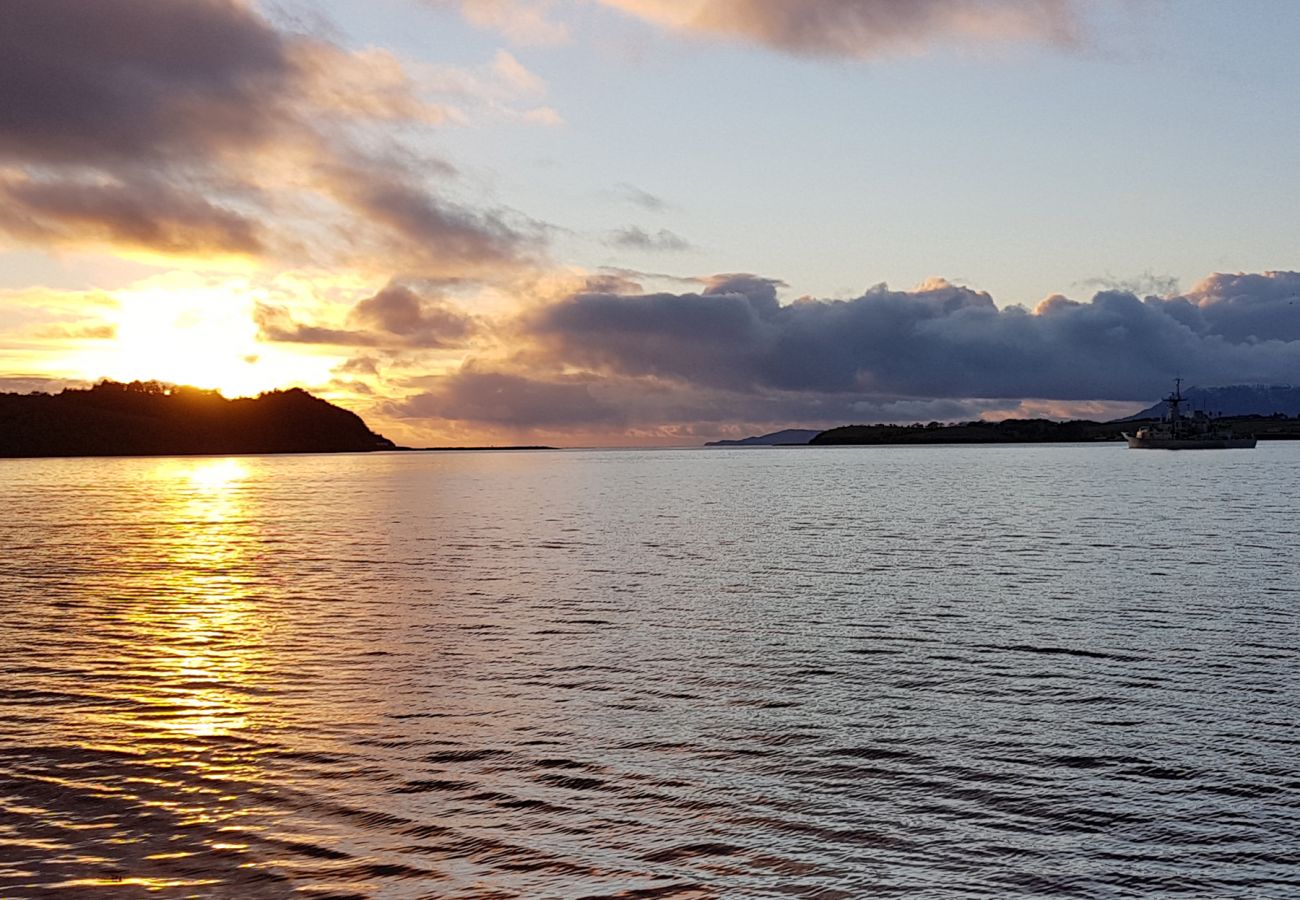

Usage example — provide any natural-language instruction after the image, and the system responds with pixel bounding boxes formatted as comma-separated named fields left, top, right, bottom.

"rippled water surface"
left=2, top=445, right=1299, bottom=898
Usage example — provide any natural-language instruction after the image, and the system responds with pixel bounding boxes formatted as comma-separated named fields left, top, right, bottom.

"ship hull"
left=1123, top=434, right=1257, bottom=450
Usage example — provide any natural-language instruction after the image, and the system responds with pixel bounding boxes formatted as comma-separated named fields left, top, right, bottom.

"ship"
left=1123, top=378, right=1256, bottom=449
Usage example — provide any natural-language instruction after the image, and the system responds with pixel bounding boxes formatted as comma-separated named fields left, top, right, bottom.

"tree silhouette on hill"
left=0, top=381, right=396, bottom=457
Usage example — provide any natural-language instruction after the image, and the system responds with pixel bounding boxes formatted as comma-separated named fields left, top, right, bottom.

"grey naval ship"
left=1124, top=379, right=1256, bottom=450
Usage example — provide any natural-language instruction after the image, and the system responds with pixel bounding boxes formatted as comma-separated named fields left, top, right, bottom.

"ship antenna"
left=1163, top=376, right=1185, bottom=429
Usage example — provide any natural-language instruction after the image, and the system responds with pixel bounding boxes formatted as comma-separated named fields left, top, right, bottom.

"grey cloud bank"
left=393, top=368, right=623, bottom=427
left=524, top=271, right=1300, bottom=402
left=381, top=269, right=1299, bottom=438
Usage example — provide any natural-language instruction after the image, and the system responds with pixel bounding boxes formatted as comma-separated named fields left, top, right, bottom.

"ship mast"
left=1164, top=377, right=1184, bottom=435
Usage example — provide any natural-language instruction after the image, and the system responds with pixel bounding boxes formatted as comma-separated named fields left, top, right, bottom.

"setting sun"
left=63, top=276, right=337, bottom=397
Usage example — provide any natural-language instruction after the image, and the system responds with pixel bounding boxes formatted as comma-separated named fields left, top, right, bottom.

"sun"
left=64, top=275, right=338, bottom=398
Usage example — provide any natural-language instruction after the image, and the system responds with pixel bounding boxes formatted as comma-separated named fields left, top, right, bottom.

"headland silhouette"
left=0, top=381, right=395, bottom=457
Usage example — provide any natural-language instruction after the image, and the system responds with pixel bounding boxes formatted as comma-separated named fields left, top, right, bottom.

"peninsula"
left=0, top=381, right=396, bottom=458
left=810, top=415, right=1299, bottom=446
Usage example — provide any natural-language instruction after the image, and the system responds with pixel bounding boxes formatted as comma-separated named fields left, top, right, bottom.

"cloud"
left=607, top=226, right=694, bottom=252
left=390, top=367, right=621, bottom=427
left=361, top=269, right=1300, bottom=444
left=521, top=270, right=1300, bottom=403
left=1180, top=271, right=1300, bottom=343
left=427, top=0, right=570, bottom=45
left=1079, top=270, right=1181, bottom=298
left=317, top=156, right=535, bottom=273
left=380, top=358, right=1032, bottom=443
left=435, top=0, right=1084, bottom=58
left=594, top=0, right=1083, bottom=58
left=295, top=45, right=457, bottom=124
left=0, top=0, right=542, bottom=272
left=336, top=356, right=381, bottom=376
left=612, top=183, right=669, bottom=212
left=256, top=283, right=479, bottom=349
left=399, top=48, right=556, bottom=114
left=489, top=49, right=548, bottom=96
left=350, top=285, right=479, bottom=345
left=0, top=173, right=264, bottom=257
left=33, top=323, right=117, bottom=341
left=518, top=106, right=564, bottom=126
left=596, top=266, right=706, bottom=289
left=254, top=305, right=372, bottom=347
left=0, top=0, right=289, bottom=166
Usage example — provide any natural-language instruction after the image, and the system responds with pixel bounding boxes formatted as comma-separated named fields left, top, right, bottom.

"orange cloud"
left=0, top=0, right=549, bottom=275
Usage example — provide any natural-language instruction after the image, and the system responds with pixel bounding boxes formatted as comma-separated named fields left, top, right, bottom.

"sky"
left=2, top=0, right=1299, bottom=446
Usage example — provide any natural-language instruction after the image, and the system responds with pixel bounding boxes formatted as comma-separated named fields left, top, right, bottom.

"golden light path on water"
left=57, top=459, right=266, bottom=892
left=132, top=458, right=259, bottom=740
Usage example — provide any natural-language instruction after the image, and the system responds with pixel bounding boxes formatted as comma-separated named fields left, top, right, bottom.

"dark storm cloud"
left=0, top=0, right=536, bottom=269
left=607, top=226, right=694, bottom=253
left=603, top=0, right=1083, bottom=58
left=391, top=368, right=622, bottom=427
left=256, top=284, right=478, bottom=349
left=0, top=0, right=288, bottom=165
left=524, top=271, right=1300, bottom=402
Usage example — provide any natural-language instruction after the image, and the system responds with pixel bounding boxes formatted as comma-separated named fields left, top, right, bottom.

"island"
left=0, top=380, right=396, bottom=458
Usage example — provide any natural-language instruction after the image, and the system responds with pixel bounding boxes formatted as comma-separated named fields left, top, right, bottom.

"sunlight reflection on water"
left=133, top=458, right=260, bottom=740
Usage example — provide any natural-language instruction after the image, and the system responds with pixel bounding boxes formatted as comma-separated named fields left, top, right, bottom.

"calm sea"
left=1, top=445, right=1298, bottom=898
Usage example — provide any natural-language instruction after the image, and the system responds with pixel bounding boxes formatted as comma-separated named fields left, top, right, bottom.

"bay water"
left=1, top=444, right=1298, bottom=897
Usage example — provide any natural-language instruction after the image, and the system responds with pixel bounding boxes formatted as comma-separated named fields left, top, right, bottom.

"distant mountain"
left=0, top=380, right=396, bottom=457
left=706, top=429, right=821, bottom=447
left=1121, top=384, right=1300, bottom=421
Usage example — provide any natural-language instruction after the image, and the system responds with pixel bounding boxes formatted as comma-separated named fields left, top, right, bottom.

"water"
left=1, top=444, right=1298, bottom=898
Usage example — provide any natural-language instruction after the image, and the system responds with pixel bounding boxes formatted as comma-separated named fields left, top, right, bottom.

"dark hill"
left=706, top=428, right=821, bottom=446
left=1122, top=384, right=1300, bottom=420
left=0, top=380, right=396, bottom=457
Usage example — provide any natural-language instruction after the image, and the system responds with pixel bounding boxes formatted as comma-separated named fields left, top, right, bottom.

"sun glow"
left=62, top=274, right=338, bottom=398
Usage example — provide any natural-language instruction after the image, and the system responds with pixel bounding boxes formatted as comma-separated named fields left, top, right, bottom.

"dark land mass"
left=402, top=446, right=556, bottom=452
left=811, top=415, right=1300, bottom=446
left=0, top=381, right=396, bottom=458
left=706, top=428, right=821, bottom=447
left=1124, top=383, right=1300, bottom=420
